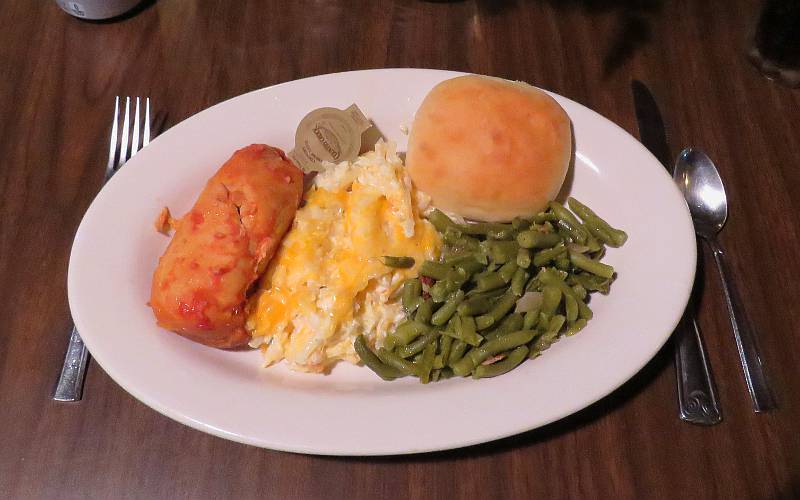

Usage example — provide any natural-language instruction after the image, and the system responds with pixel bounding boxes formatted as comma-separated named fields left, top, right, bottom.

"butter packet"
left=289, top=104, right=372, bottom=173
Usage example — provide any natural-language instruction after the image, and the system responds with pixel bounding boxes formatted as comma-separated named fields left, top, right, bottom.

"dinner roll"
left=406, top=75, right=572, bottom=222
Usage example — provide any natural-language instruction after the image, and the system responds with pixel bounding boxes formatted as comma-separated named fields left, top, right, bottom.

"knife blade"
left=631, top=80, right=722, bottom=425
left=631, top=81, right=673, bottom=171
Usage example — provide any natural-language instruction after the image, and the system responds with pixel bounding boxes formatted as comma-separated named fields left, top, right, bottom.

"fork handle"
left=707, top=238, right=777, bottom=412
left=53, top=326, right=89, bottom=402
left=675, top=313, right=722, bottom=425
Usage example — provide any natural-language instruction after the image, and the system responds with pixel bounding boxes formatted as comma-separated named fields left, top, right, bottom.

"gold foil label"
left=290, top=104, right=371, bottom=173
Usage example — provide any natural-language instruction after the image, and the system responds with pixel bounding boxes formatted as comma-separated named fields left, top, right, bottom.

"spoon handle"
left=675, top=313, right=722, bottom=424
left=707, top=239, right=777, bottom=411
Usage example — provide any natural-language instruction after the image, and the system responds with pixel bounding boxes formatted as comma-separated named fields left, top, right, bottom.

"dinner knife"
left=631, top=80, right=722, bottom=425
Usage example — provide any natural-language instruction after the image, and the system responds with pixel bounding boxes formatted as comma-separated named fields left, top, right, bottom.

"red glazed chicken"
left=150, top=144, right=303, bottom=348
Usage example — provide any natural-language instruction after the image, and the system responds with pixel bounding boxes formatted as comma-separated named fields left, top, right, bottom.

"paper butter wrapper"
left=289, top=104, right=373, bottom=173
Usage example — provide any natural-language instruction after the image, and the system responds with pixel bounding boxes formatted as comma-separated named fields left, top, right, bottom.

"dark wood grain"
left=1, top=0, right=799, bottom=498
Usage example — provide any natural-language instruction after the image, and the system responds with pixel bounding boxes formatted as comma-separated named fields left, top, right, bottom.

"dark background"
left=1, top=1, right=799, bottom=498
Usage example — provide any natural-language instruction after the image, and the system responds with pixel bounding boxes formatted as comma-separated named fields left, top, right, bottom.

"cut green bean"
left=532, top=212, right=557, bottom=223
left=473, top=346, right=529, bottom=379
left=569, top=273, right=612, bottom=293
left=382, top=256, right=415, bottom=268
left=475, top=314, right=495, bottom=330
left=420, top=261, right=452, bottom=281
left=466, top=286, right=507, bottom=300
left=568, top=197, right=628, bottom=247
left=402, top=278, right=422, bottom=315
left=486, top=313, right=524, bottom=341
left=500, top=313, right=524, bottom=333
left=549, top=201, right=589, bottom=244
left=431, top=290, right=464, bottom=326
left=569, top=250, right=614, bottom=279
left=444, top=314, right=483, bottom=346
left=444, top=252, right=474, bottom=266
left=490, top=227, right=517, bottom=241
left=517, top=230, right=562, bottom=249
left=448, top=267, right=469, bottom=288
left=585, top=233, right=603, bottom=253
left=545, top=314, right=566, bottom=336
left=584, top=221, right=615, bottom=246
left=578, top=300, right=593, bottom=320
left=498, top=260, right=519, bottom=283
left=442, top=226, right=463, bottom=243
left=458, top=221, right=514, bottom=239
left=555, top=219, right=587, bottom=244
left=433, top=334, right=453, bottom=369
left=564, top=293, right=578, bottom=323
left=389, top=320, right=430, bottom=347
left=475, top=272, right=506, bottom=292
left=449, top=255, right=485, bottom=275
left=541, top=285, right=562, bottom=316
left=428, top=209, right=458, bottom=233
left=512, top=217, right=532, bottom=231
left=452, top=330, right=537, bottom=376
left=533, top=243, right=567, bottom=267
left=516, top=247, right=531, bottom=268
left=377, top=347, right=419, bottom=375
left=540, top=268, right=594, bottom=321
left=354, top=336, right=405, bottom=380
left=555, top=255, right=571, bottom=271
left=415, top=299, right=433, bottom=324
left=523, top=309, right=540, bottom=330
left=484, top=240, right=519, bottom=263
left=418, top=341, right=437, bottom=384
left=457, top=295, right=495, bottom=316
left=444, top=234, right=481, bottom=253
left=447, top=339, right=468, bottom=366
left=565, top=318, right=588, bottom=336
left=460, top=315, right=479, bottom=340
left=571, top=283, right=587, bottom=300
left=511, top=268, right=528, bottom=296
left=486, top=292, right=518, bottom=323
left=396, top=330, right=439, bottom=359
left=429, top=281, right=451, bottom=302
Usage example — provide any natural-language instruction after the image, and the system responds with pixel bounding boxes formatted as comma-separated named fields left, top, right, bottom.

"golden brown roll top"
left=406, top=75, right=572, bottom=222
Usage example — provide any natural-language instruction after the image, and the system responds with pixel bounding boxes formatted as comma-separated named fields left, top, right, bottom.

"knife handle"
left=675, top=312, right=722, bottom=425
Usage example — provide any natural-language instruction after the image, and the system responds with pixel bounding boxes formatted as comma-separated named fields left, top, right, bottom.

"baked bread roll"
left=406, top=75, right=572, bottom=222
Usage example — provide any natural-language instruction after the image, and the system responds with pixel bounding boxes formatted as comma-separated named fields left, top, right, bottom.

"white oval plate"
left=68, top=69, right=696, bottom=455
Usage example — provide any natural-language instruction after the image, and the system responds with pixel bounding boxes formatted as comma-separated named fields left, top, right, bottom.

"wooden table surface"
left=2, top=1, right=799, bottom=498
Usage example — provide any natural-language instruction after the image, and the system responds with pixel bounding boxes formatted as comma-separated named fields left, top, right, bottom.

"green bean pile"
left=354, top=197, right=627, bottom=383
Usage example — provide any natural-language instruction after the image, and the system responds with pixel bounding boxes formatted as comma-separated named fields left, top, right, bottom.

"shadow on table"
left=771, top=480, right=800, bottom=500
left=424, top=0, right=664, bottom=78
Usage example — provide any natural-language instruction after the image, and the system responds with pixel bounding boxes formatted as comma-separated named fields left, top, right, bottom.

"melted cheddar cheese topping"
left=246, top=142, right=441, bottom=372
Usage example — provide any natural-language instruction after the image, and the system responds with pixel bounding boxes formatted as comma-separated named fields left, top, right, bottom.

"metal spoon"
left=674, top=148, right=776, bottom=412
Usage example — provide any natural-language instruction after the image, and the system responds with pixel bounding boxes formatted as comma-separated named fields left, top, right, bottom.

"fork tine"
left=131, top=97, right=141, bottom=156
left=117, top=97, right=131, bottom=168
left=143, top=97, right=151, bottom=147
left=105, top=97, right=120, bottom=180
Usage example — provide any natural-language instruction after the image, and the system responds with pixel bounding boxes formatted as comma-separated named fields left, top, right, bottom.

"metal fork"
left=54, top=96, right=152, bottom=402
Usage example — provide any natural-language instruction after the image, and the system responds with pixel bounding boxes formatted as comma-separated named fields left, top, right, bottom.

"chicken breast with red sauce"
left=150, top=144, right=303, bottom=348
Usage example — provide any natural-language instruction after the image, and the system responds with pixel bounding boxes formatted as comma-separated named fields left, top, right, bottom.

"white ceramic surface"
left=68, top=69, right=696, bottom=455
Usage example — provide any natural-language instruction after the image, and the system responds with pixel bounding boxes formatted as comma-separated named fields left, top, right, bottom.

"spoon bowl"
left=674, top=148, right=728, bottom=238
